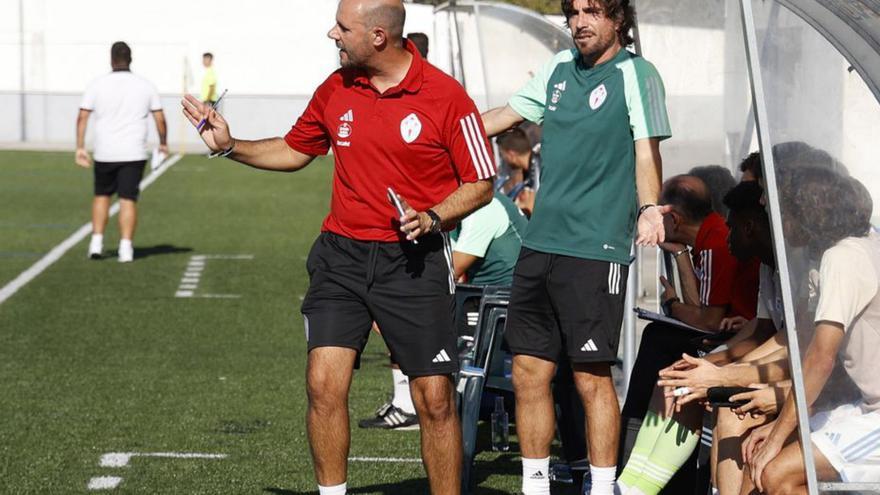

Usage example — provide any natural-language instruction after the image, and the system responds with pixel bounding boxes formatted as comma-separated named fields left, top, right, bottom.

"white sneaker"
left=118, top=240, right=134, bottom=263
left=88, top=235, right=103, bottom=259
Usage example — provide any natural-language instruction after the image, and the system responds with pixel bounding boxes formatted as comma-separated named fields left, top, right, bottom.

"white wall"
left=0, top=0, right=436, bottom=147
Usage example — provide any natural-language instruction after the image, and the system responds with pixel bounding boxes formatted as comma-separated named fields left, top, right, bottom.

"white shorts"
left=810, top=403, right=880, bottom=482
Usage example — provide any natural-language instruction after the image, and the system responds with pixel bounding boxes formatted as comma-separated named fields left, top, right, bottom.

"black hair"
left=739, top=151, right=762, bottom=180
left=111, top=41, right=131, bottom=66
left=495, top=128, right=532, bottom=155
left=723, top=180, right=767, bottom=225
left=406, top=32, right=429, bottom=58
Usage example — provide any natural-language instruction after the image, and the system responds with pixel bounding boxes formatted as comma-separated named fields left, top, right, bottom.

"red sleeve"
left=442, top=86, right=496, bottom=182
left=698, top=246, right=738, bottom=307
left=283, top=73, right=338, bottom=156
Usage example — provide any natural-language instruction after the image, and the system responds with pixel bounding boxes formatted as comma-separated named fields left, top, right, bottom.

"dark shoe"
left=357, top=402, right=419, bottom=430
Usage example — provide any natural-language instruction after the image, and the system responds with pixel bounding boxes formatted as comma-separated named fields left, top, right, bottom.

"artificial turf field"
left=0, top=150, right=564, bottom=494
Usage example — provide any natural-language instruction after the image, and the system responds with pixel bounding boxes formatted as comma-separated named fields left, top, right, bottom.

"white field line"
left=175, top=254, right=252, bottom=298
left=99, top=451, right=227, bottom=468
left=87, top=476, right=122, bottom=490
left=192, top=254, right=255, bottom=260
left=90, top=452, right=226, bottom=491
left=0, top=154, right=183, bottom=306
left=348, top=456, right=423, bottom=463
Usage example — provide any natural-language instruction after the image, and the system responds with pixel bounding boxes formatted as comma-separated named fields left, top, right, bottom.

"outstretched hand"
left=181, top=94, right=232, bottom=152
left=636, top=204, right=672, bottom=247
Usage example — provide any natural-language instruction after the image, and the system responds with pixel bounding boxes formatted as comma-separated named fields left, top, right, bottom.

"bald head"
left=358, top=0, right=406, bottom=45
left=661, top=175, right=713, bottom=224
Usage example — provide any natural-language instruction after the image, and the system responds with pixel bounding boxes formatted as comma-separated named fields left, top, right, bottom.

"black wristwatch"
left=661, top=297, right=680, bottom=317
left=426, top=209, right=442, bottom=234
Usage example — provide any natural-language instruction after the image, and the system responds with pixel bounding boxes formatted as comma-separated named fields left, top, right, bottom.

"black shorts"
left=504, top=247, right=628, bottom=364
left=94, top=160, right=146, bottom=200
left=301, top=232, right=458, bottom=377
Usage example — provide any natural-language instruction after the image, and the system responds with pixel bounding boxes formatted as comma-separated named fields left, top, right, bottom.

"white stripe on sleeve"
left=460, top=116, right=490, bottom=179
left=467, top=113, right=495, bottom=176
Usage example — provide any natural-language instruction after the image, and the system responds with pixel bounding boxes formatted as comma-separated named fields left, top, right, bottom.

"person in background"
left=688, top=165, right=736, bottom=218
left=76, top=41, right=167, bottom=263
left=201, top=52, right=218, bottom=106
left=495, top=128, right=541, bottom=216
left=406, top=32, right=429, bottom=58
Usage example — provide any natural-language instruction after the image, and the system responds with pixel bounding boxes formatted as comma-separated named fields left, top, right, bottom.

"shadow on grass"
left=133, top=244, right=193, bottom=260
left=263, top=453, right=520, bottom=495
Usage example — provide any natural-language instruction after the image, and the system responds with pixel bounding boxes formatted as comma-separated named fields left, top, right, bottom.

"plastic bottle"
left=491, top=396, right=509, bottom=451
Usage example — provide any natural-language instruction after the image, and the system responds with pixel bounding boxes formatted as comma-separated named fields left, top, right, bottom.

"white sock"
left=589, top=465, right=617, bottom=495
left=91, top=233, right=104, bottom=244
left=521, top=456, right=550, bottom=495
left=390, top=368, right=415, bottom=414
left=119, top=238, right=132, bottom=248
left=317, top=482, right=346, bottom=495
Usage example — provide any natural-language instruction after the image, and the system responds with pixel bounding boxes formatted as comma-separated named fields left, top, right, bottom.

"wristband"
left=637, top=203, right=656, bottom=218
left=208, top=140, right=235, bottom=159
left=672, top=248, right=689, bottom=258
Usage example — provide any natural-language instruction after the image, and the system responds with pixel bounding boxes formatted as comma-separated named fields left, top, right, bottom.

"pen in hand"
left=197, top=89, right=228, bottom=131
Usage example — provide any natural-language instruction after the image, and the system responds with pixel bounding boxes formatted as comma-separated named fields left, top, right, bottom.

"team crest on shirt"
left=589, top=84, right=608, bottom=110
left=338, top=123, right=352, bottom=139
left=400, top=113, right=422, bottom=143
left=337, top=109, right=354, bottom=145
left=549, top=80, right=567, bottom=111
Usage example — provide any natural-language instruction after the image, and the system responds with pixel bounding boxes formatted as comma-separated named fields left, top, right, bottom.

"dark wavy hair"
left=778, top=165, right=868, bottom=256
left=561, top=0, right=635, bottom=46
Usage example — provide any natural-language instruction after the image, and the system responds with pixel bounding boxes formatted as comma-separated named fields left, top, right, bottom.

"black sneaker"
left=357, top=402, right=419, bottom=430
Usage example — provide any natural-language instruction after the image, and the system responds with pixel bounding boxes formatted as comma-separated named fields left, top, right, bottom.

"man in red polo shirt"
left=181, top=1, right=494, bottom=494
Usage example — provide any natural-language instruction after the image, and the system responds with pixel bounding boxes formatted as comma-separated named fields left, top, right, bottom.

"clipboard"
left=633, top=307, right=714, bottom=334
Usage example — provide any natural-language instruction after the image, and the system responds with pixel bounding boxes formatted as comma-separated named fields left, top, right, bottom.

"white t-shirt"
left=756, top=263, right=785, bottom=330
left=80, top=71, right=162, bottom=162
left=814, top=233, right=880, bottom=411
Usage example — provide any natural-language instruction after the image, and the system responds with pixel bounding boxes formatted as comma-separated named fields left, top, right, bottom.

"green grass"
left=0, top=151, right=549, bottom=494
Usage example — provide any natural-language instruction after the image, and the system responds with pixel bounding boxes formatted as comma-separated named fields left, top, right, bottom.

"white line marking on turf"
left=87, top=476, right=122, bottom=490
left=99, top=452, right=228, bottom=468
left=174, top=254, right=253, bottom=298
left=90, top=452, right=227, bottom=491
left=348, top=456, right=422, bottom=463
left=0, top=154, right=183, bottom=306
left=199, top=254, right=255, bottom=260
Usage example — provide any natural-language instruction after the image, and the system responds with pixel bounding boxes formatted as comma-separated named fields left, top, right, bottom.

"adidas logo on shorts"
left=581, top=339, right=599, bottom=352
left=530, top=470, right=545, bottom=479
left=432, top=349, right=452, bottom=363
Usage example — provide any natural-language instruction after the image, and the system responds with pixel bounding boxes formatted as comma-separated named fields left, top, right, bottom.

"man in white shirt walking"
left=75, top=41, right=167, bottom=262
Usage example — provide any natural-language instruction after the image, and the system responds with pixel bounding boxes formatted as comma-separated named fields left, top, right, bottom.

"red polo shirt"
left=691, top=212, right=759, bottom=319
left=284, top=41, right=495, bottom=242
